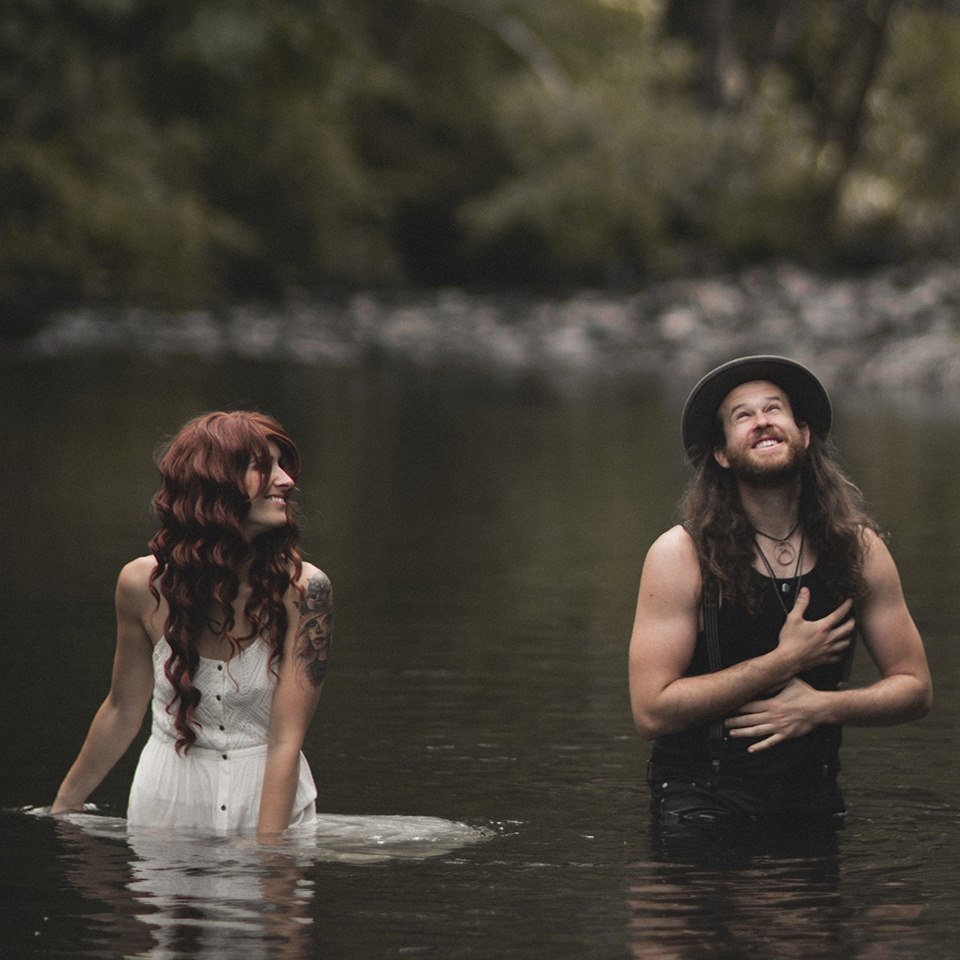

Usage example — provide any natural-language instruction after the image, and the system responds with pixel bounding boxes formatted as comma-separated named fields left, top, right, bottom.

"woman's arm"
left=51, top=558, right=156, bottom=814
left=257, top=565, right=333, bottom=838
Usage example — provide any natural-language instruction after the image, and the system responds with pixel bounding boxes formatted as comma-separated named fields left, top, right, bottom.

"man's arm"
left=726, top=529, right=932, bottom=751
left=628, top=525, right=856, bottom=740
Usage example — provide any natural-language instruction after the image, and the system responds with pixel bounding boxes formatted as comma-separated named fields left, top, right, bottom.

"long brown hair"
left=680, top=434, right=881, bottom=609
left=148, top=411, right=304, bottom=752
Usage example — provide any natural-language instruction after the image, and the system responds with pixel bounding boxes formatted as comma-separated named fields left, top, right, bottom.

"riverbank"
left=18, top=261, right=960, bottom=397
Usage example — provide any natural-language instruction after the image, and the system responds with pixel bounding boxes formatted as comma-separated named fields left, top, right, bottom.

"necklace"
left=752, top=519, right=800, bottom=566
left=755, top=531, right=804, bottom=614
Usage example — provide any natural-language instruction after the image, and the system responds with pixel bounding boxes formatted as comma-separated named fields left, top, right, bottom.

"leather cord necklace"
left=755, top=530, right=804, bottom=613
left=753, top=519, right=800, bottom=566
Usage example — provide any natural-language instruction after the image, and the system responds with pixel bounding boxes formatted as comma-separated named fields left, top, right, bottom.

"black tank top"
left=650, top=563, right=853, bottom=780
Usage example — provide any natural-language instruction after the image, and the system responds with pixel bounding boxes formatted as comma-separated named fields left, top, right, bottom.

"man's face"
left=713, top=380, right=810, bottom=484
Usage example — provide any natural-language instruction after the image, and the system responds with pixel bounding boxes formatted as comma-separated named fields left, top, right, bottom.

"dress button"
left=219, top=725, right=225, bottom=731
left=220, top=805, right=227, bottom=811
left=217, top=664, right=223, bottom=671
left=216, top=695, right=222, bottom=701
left=222, top=754, right=228, bottom=760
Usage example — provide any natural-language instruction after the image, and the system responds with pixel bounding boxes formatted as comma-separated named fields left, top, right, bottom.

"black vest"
left=650, top=564, right=853, bottom=781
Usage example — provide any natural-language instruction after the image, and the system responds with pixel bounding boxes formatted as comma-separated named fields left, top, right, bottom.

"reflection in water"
left=626, top=819, right=927, bottom=960
left=627, top=858, right=844, bottom=960
left=627, top=820, right=844, bottom=960
left=47, top=811, right=487, bottom=959
left=56, top=817, right=314, bottom=959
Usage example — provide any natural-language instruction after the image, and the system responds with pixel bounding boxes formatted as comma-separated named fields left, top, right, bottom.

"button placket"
left=214, top=660, right=230, bottom=829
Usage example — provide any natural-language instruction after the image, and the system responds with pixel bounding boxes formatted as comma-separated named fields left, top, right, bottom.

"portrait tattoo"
left=297, top=572, right=333, bottom=687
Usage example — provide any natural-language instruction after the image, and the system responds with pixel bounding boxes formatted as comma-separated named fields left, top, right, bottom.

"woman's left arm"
left=257, top=564, right=333, bottom=838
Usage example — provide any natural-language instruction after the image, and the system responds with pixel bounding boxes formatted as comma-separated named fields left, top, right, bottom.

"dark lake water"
left=1, top=352, right=958, bottom=959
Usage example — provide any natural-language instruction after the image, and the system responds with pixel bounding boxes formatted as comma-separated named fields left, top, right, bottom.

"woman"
left=52, top=411, right=333, bottom=838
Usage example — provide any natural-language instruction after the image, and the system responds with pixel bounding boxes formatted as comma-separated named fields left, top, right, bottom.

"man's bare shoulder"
left=631, top=526, right=702, bottom=674
left=859, top=525, right=890, bottom=555
left=859, top=526, right=904, bottom=589
left=639, top=524, right=702, bottom=600
left=645, top=524, right=700, bottom=568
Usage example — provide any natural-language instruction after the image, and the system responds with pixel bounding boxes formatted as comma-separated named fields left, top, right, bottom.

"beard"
left=722, top=432, right=808, bottom=487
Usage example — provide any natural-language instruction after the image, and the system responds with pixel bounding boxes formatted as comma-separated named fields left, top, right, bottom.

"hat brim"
left=681, top=355, right=832, bottom=461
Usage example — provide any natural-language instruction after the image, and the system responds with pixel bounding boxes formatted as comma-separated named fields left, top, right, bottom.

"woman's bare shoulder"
left=285, top=563, right=332, bottom=621
left=113, top=556, right=163, bottom=642
left=115, top=556, right=158, bottom=609
left=296, top=561, right=331, bottom=592
left=116, top=556, right=156, bottom=592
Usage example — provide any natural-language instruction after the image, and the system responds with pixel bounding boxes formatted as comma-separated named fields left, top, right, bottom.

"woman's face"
left=242, top=441, right=295, bottom=540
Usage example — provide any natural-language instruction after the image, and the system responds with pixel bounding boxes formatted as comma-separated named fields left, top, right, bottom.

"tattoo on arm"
left=297, top=572, right=333, bottom=688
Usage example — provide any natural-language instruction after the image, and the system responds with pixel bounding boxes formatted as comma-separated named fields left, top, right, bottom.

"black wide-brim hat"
left=681, top=355, right=832, bottom=462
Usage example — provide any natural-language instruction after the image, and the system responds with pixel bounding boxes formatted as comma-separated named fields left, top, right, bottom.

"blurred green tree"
left=3, top=0, right=960, bottom=322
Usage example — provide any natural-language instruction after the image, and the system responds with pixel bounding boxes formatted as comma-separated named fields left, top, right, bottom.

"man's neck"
left=736, top=478, right=802, bottom=539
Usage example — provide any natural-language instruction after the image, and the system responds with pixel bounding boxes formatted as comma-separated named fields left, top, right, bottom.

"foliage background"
left=3, top=0, right=960, bottom=323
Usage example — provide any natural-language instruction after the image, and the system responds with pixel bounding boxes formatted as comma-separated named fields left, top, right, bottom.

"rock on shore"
left=19, top=262, right=960, bottom=397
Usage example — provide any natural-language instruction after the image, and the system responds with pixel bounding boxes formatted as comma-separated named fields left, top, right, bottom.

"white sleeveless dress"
left=127, top=636, right=317, bottom=834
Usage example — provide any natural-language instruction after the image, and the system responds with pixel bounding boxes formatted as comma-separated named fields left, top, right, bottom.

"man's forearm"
left=819, top=674, right=932, bottom=727
left=635, top=647, right=804, bottom=740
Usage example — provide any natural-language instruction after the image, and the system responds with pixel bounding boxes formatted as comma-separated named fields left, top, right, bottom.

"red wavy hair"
left=148, top=411, right=304, bottom=752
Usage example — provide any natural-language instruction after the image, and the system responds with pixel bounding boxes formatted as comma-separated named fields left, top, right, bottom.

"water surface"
left=1, top=354, right=957, bottom=959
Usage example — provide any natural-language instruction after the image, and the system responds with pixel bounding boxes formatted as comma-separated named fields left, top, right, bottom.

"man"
left=628, top=355, right=932, bottom=828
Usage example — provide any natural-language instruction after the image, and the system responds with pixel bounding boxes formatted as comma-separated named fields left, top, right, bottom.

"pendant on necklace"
left=773, top=541, right=796, bottom=565
left=756, top=531, right=804, bottom=616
